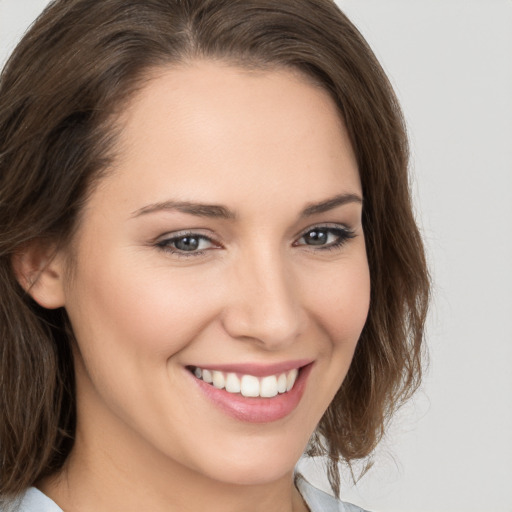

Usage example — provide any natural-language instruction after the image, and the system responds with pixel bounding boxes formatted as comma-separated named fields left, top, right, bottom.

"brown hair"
left=0, top=0, right=429, bottom=500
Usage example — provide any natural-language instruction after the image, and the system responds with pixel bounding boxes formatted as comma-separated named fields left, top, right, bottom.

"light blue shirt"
left=4, top=479, right=370, bottom=512
left=295, top=474, right=369, bottom=512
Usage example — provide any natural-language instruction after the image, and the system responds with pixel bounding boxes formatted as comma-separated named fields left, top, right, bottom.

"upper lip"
left=188, top=359, right=313, bottom=377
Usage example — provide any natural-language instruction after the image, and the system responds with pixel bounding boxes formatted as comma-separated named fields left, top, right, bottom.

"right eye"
left=156, top=232, right=217, bottom=257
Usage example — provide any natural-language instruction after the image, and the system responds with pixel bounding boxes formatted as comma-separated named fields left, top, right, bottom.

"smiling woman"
left=0, top=1, right=429, bottom=512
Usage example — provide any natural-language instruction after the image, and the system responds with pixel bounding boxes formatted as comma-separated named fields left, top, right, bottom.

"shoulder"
left=295, top=474, right=372, bottom=512
left=3, top=481, right=371, bottom=512
left=0, top=487, right=63, bottom=512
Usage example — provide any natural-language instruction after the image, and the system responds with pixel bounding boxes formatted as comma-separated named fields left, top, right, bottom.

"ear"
left=11, top=241, right=67, bottom=309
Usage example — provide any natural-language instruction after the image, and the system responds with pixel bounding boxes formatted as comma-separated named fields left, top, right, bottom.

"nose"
left=220, top=248, right=307, bottom=349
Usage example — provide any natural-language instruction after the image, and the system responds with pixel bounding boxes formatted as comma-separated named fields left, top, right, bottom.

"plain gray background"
left=1, top=1, right=511, bottom=511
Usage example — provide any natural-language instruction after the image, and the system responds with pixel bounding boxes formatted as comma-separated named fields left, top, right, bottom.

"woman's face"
left=59, top=61, right=370, bottom=486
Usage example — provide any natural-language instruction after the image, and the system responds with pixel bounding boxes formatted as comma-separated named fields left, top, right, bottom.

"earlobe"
left=11, top=243, right=67, bottom=309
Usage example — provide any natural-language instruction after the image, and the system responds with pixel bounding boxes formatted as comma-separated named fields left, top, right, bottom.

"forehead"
left=98, top=60, right=361, bottom=216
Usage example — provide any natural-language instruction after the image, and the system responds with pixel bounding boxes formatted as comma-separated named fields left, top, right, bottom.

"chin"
left=206, top=457, right=297, bottom=487
left=185, top=428, right=308, bottom=487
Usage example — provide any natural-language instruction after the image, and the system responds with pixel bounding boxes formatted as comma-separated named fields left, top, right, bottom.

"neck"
left=38, top=420, right=308, bottom=512
left=39, top=356, right=310, bottom=512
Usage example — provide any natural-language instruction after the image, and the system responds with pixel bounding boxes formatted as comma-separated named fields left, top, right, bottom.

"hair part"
left=0, top=0, right=429, bottom=499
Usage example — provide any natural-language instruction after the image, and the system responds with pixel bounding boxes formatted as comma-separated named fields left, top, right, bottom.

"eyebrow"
left=300, top=193, right=362, bottom=217
left=132, top=201, right=236, bottom=219
left=131, top=193, right=362, bottom=220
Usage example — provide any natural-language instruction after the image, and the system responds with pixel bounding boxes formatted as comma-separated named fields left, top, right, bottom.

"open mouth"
left=187, top=366, right=300, bottom=398
left=186, top=362, right=313, bottom=422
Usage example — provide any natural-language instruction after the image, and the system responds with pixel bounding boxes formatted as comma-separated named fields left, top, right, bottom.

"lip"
left=190, top=359, right=313, bottom=377
left=186, top=362, right=314, bottom=423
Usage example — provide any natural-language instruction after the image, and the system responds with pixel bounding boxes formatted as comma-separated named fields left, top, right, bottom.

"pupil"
left=307, top=229, right=328, bottom=245
left=175, top=236, right=199, bottom=251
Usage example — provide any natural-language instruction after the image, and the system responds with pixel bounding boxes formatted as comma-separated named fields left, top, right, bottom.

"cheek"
left=66, top=249, right=224, bottom=363
left=294, top=254, right=370, bottom=426
left=303, top=257, right=371, bottom=351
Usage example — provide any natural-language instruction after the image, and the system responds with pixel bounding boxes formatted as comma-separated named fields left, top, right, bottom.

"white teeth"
left=212, top=371, right=225, bottom=389
left=202, top=369, right=213, bottom=384
left=192, top=366, right=301, bottom=397
left=241, top=375, right=260, bottom=397
left=286, top=368, right=298, bottom=391
left=260, top=375, right=278, bottom=398
left=277, top=373, right=287, bottom=394
left=225, top=372, right=241, bottom=393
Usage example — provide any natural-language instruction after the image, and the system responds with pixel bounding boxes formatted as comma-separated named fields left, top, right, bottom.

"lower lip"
left=187, top=364, right=313, bottom=423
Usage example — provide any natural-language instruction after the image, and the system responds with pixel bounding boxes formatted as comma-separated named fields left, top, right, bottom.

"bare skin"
left=26, top=61, right=370, bottom=512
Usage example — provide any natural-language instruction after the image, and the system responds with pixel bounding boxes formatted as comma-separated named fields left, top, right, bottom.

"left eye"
left=157, top=234, right=214, bottom=253
left=295, top=226, right=354, bottom=248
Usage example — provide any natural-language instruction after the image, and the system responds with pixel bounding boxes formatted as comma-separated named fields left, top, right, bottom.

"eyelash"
left=156, top=225, right=356, bottom=259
